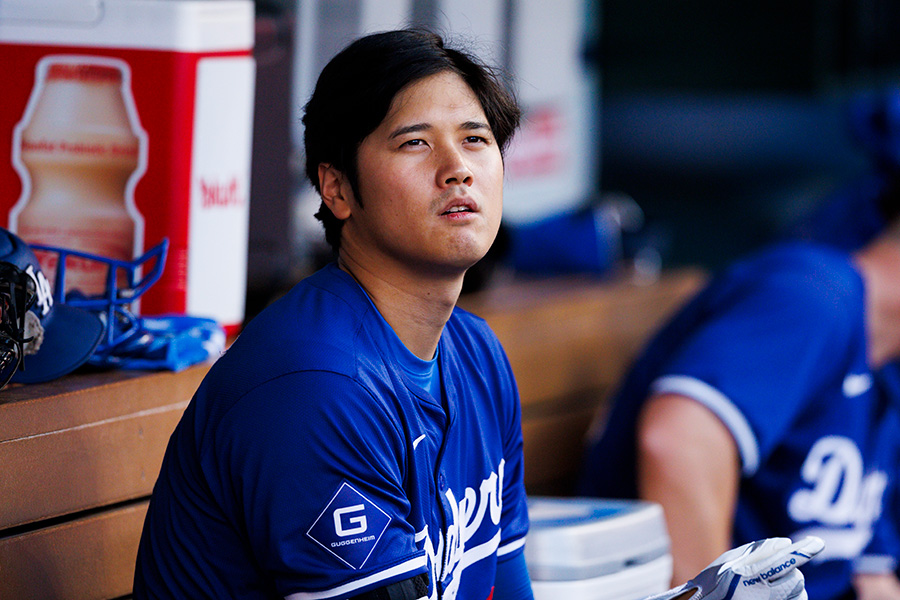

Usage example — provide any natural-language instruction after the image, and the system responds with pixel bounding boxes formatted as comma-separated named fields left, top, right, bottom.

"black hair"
left=875, top=171, right=900, bottom=227
left=302, top=29, right=521, bottom=253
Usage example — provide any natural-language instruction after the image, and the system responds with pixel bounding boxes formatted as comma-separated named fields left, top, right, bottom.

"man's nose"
left=436, top=148, right=474, bottom=187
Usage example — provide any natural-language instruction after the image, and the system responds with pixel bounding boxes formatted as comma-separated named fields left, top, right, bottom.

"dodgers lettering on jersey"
left=788, top=436, right=889, bottom=562
left=421, top=460, right=505, bottom=600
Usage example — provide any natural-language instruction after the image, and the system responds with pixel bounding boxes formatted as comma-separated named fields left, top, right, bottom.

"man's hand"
left=644, top=536, right=825, bottom=600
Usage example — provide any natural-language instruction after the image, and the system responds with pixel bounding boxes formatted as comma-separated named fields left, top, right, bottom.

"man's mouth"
left=442, top=205, right=473, bottom=215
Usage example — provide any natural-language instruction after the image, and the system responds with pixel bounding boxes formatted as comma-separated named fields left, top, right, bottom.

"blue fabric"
left=507, top=208, right=620, bottom=275
left=492, top=552, right=534, bottom=600
left=88, top=314, right=225, bottom=371
left=386, top=324, right=441, bottom=400
left=847, top=87, right=900, bottom=171
left=135, top=263, right=530, bottom=600
left=577, top=242, right=900, bottom=600
left=786, top=171, right=888, bottom=252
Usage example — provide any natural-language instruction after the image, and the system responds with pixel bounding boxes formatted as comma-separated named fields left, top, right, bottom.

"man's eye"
left=402, top=139, right=426, bottom=147
left=465, top=136, right=489, bottom=144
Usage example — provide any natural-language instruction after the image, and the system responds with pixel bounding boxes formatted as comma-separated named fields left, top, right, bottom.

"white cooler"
left=0, top=0, right=255, bottom=335
left=526, top=497, right=673, bottom=600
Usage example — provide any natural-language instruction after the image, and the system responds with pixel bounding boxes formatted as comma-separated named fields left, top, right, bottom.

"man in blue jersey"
left=135, top=29, right=532, bottom=600
left=134, top=29, right=820, bottom=600
left=578, top=199, right=900, bottom=600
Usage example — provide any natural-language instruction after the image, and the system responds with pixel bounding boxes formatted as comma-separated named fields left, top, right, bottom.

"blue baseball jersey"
left=785, top=171, right=889, bottom=252
left=577, top=242, right=900, bottom=600
left=134, top=263, right=529, bottom=599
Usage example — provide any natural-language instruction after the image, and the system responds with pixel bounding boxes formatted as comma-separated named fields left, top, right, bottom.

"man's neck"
left=854, top=236, right=900, bottom=368
left=338, top=252, right=463, bottom=361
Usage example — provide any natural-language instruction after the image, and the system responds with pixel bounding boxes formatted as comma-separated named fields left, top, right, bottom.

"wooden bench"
left=461, top=268, right=705, bottom=495
left=0, top=366, right=211, bottom=599
left=0, top=269, right=703, bottom=599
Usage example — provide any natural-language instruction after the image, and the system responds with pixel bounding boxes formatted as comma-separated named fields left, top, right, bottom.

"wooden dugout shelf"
left=0, top=500, right=149, bottom=600
left=461, top=268, right=705, bottom=495
left=0, top=365, right=211, bottom=600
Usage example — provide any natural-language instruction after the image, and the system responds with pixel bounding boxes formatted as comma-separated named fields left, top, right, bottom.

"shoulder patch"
left=307, top=482, right=392, bottom=569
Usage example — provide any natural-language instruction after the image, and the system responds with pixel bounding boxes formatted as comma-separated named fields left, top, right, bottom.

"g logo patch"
left=334, top=504, right=367, bottom=537
left=307, top=482, right=391, bottom=569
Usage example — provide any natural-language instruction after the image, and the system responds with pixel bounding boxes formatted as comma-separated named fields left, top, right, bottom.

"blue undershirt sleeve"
left=492, top=551, right=534, bottom=600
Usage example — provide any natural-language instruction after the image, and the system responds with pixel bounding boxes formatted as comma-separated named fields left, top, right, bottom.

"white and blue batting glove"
left=644, top=536, right=825, bottom=600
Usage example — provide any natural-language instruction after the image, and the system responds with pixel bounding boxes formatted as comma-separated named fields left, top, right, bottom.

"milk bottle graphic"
left=10, top=55, right=147, bottom=297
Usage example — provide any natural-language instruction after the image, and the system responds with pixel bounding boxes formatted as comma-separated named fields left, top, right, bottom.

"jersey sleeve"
left=204, top=370, right=427, bottom=600
left=492, top=551, right=535, bottom=600
left=490, top=331, right=530, bottom=558
left=653, top=267, right=859, bottom=476
left=856, top=510, right=900, bottom=575
left=857, top=400, right=900, bottom=575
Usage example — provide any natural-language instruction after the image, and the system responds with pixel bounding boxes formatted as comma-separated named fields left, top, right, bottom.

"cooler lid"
left=525, top=496, right=671, bottom=582
left=0, top=0, right=254, bottom=52
left=0, top=0, right=102, bottom=25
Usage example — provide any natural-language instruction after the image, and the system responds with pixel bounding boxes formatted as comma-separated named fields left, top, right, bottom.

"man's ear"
left=318, top=163, right=353, bottom=220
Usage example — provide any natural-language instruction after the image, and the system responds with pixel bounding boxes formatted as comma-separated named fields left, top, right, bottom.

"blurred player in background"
left=788, top=86, right=900, bottom=254
left=578, top=192, right=900, bottom=599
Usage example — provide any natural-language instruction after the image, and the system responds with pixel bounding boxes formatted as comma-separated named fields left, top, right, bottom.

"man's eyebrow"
left=389, top=123, right=431, bottom=139
left=461, top=120, right=491, bottom=131
left=388, top=120, right=491, bottom=139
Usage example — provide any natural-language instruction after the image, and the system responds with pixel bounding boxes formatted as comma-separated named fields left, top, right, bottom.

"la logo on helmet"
left=23, top=264, right=52, bottom=316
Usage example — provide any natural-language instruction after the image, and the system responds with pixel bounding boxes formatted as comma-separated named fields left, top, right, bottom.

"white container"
left=0, top=0, right=255, bottom=334
left=499, top=0, right=600, bottom=225
left=526, top=497, right=673, bottom=600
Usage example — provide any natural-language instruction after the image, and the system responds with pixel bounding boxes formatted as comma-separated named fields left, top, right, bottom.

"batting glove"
left=644, top=536, right=825, bottom=600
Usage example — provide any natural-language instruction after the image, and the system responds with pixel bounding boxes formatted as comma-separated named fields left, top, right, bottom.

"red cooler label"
left=0, top=43, right=254, bottom=330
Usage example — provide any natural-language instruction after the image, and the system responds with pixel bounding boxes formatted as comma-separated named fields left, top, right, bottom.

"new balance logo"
left=741, top=558, right=796, bottom=586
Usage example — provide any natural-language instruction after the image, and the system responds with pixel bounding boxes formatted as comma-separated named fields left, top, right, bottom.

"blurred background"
left=247, top=0, right=900, bottom=315
left=10, top=5, right=900, bottom=596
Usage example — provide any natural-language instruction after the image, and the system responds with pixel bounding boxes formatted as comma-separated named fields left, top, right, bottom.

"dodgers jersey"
left=577, top=242, right=900, bottom=600
left=134, top=263, right=529, bottom=599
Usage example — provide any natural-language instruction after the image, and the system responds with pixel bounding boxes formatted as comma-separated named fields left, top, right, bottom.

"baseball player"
left=133, top=29, right=820, bottom=600
left=578, top=202, right=900, bottom=599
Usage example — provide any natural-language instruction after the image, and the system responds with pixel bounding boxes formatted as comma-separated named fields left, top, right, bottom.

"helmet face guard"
left=0, top=261, right=38, bottom=389
left=30, top=240, right=169, bottom=360
left=22, top=238, right=220, bottom=374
